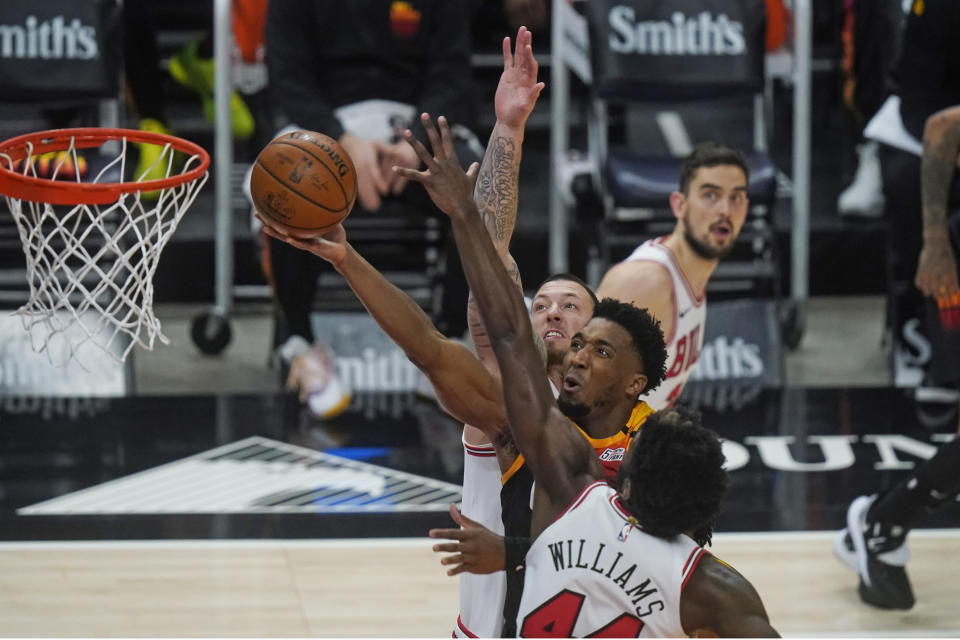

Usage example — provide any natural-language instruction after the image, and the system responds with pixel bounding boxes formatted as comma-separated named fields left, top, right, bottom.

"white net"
left=0, top=133, right=208, bottom=366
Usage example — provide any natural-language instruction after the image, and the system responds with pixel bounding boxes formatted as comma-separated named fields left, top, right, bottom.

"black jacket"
left=265, top=0, right=475, bottom=140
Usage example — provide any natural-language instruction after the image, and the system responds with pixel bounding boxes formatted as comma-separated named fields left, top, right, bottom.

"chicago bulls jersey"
left=455, top=434, right=506, bottom=638
left=517, top=482, right=707, bottom=638
left=623, top=237, right=706, bottom=409
left=498, top=401, right=653, bottom=637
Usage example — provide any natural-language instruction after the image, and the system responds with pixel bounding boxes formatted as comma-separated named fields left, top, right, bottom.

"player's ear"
left=669, top=191, right=686, bottom=221
left=627, top=373, right=647, bottom=397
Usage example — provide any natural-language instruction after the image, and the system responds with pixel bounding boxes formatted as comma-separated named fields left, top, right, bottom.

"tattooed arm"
left=469, top=26, right=545, bottom=364
left=916, top=105, right=960, bottom=299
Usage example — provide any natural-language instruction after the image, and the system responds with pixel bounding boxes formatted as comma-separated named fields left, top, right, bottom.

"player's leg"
left=837, top=210, right=960, bottom=610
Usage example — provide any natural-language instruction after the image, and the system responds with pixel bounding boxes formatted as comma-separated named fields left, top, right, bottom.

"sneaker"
left=838, top=141, right=885, bottom=218
left=832, top=528, right=857, bottom=573
left=279, top=336, right=351, bottom=420
left=843, top=494, right=915, bottom=610
left=168, top=39, right=255, bottom=140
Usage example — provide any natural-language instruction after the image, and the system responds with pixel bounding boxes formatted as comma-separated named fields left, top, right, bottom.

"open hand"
left=394, top=113, right=479, bottom=218
left=256, top=213, right=348, bottom=268
left=428, top=503, right=506, bottom=576
left=495, top=26, right=546, bottom=129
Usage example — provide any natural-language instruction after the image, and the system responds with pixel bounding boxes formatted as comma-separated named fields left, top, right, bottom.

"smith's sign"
left=607, top=8, right=746, bottom=56
left=0, top=15, right=99, bottom=60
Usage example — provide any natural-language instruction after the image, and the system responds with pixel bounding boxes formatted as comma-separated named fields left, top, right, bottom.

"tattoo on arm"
left=922, top=114, right=960, bottom=232
left=505, top=255, right=522, bottom=294
left=475, top=135, right=519, bottom=247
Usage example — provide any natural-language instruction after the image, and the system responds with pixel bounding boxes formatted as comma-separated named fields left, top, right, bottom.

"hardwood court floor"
left=1, top=532, right=958, bottom=637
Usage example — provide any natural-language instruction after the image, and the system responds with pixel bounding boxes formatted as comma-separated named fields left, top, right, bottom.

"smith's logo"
left=0, top=15, right=99, bottom=60
left=608, top=9, right=745, bottom=56
left=689, top=336, right=763, bottom=381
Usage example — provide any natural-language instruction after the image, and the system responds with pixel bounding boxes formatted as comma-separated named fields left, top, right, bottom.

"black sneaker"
left=845, top=495, right=915, bottom=610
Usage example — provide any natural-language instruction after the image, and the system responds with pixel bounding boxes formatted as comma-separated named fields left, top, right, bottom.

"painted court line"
left=1, top=528, right=958, bottom=551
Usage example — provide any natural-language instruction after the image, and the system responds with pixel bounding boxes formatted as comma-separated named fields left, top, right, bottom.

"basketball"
left=250, top=130, right=357, bottom=238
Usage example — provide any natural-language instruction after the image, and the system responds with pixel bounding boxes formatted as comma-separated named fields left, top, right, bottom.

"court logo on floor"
left=18, top=436, right=462, bottom=515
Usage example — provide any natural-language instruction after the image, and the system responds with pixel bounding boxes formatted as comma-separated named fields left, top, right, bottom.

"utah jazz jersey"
left=623, top=237, right=706, bottom=409
left=517, top=481, right=707, bottom=637
left=498, top=401, right=653, bottom=636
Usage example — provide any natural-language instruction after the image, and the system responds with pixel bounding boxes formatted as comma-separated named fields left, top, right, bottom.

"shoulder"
left=598, top=260, right=673, bottom=301
left=680, top=555, right=777, bottom=637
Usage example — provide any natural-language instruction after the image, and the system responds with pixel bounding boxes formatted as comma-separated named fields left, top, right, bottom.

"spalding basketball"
left=250, top=130, right=357, bottom=238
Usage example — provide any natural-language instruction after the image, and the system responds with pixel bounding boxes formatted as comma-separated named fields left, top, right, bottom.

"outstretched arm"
left=680, top=556, right=779, bottom=638
left=397, top=116, right=598, bottom=521
left=474, top=26, right=544, bottom=254
left=259, top=222, right=506, bottom=438
left=916, top=105, right=960, bottom=300
left=469, top=27, right=545, bottom=363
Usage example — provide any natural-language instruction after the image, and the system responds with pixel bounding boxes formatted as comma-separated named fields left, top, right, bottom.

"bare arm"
left=468, top=27, right=545, bottom=365
left=916, top=105, right=960, bottom=299
left=259, top=222, right=506, bottom=437
left=597, top=260, right=676, bottom=341
left=397, top=116, right=598, bottom=522
left=473, top=27, right=544, bottom=253
left=680, top=556, right=779, bottom=638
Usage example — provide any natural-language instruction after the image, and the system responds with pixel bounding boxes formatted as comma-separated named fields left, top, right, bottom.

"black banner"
left=586, top=0, right=766, bottom=101
left=0, top=0, right=120, bottom=102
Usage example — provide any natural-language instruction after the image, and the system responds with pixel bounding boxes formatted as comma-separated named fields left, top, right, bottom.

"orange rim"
left=0, top=127, right=210, bottom=205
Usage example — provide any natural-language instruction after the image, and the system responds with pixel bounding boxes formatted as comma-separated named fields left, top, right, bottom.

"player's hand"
left=428, top=503, right=506, bottom=576
left=339, top=133, right=388, bottom=212
left=915, top=233, right=960, bottom=299
left=256, top=213, right=348, bottom=268
left=377, top=139, right=420, bottom=195
left=395, top=113, right=479, bottom=218
left=495, top=26, right=546, bottom=130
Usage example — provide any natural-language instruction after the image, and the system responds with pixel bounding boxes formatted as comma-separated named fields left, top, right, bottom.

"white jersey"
left=623, top=237, right=706, bottom=409
left=516, top=482, right=707, bottom=638
left=455, top=434, right=506, bottom=638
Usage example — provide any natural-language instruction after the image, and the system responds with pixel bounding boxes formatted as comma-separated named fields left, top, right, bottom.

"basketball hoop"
left=0, top=127, right=210, bottom=366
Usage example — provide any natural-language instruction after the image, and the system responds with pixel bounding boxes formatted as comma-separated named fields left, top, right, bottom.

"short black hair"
left=591, top=298, right=667, bottom=394
left=620, top=406, right=729, bottom=547
left=678, top=142, right=750, bottom=195
left=538, top=273, right=599, bottom=307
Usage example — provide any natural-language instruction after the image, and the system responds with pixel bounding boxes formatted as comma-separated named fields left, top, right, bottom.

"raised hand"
left=495, top=26, right=546, bottom=130
left=256, top=213, right=348, bottom=268
left=394, top=113, right=479, bottom=218
left=428, top=503, right=506, bottom=576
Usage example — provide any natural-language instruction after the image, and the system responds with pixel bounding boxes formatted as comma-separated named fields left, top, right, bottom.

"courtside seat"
left=558, top=0, right=781, bottom=298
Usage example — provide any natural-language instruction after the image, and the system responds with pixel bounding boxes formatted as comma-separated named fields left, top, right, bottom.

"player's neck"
left=663, top=231, right=715, bottom=297
left=546, top=364, right=564, bottom=391
left=578, top=401, right=635, bottom=439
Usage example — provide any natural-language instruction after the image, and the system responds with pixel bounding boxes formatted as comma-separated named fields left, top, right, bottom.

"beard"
left=557, top=397, right=590, bottom=420
left=684, top=226, right=734, bottom=260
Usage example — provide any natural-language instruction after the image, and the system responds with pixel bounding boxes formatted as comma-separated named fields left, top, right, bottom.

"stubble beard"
left=683, top=226, right=734, bottom=260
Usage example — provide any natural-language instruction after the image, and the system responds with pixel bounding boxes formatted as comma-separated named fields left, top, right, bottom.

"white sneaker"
left=279, top=336, right=352, bottom=419
left=838, top=141, right=885, bottom=217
